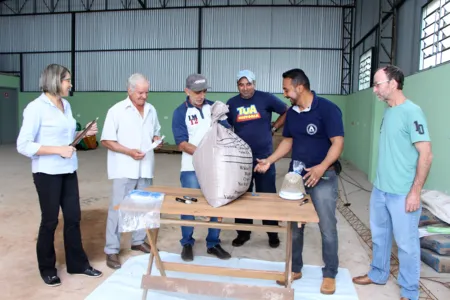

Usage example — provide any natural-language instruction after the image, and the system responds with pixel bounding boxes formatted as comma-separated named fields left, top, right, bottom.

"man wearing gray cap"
left=172, top=74, right=231, bottom=262
left=226, top=70, right=288, bottom=248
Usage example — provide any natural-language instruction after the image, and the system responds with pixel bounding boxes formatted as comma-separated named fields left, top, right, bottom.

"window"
left=358, top=48, right=373, bottom=91
left=420, top=0, right=450, bottom=70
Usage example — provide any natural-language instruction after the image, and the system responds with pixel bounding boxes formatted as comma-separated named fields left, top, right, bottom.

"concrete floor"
left=0, top=145, right=449, bottom=300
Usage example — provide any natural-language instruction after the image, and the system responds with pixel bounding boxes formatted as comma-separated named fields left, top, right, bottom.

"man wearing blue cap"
left=226, top=70, right=288, bottom=248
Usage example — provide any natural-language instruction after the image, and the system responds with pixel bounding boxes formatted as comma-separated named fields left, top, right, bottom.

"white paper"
left=141, top=135, right=165, bottom=153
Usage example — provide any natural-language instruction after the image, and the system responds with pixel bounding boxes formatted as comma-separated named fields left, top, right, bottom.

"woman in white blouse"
left=16, top=64, right=102, bottom=286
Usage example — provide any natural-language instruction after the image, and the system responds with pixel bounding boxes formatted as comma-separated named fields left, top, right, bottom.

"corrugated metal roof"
left=76, top=9, right=198, bottom=51
left=75, top=50, right=197, bottom=91
left=203, top=49, right=342, bottom=94
left=22, top=53, right=71, bottom=91
left=0, top=14, right=71, bottom=52
left=0, top=54, right=20, bottom=72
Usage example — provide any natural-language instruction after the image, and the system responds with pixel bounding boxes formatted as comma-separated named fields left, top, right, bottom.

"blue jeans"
left=235, top=160, right=278, bottom=238
left=291, top=169, right=339, bottom=278
left=180, top=171, right=221, bottom=249
left=368, top=187, right=421, bottom=300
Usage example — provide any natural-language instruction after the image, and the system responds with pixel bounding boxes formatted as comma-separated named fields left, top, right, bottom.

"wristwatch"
left=271, top=126, right=278, bottom=133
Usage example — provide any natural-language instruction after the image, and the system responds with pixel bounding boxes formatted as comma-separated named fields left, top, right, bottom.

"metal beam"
left=70, top=12, right=75, bottom=96
left=353, top=0, right=405, bottom=50
left=375, top=0, right=398, bottom=69
left=341, top=6, right=353, bottom=95
left=0, top=0, right=355, bottom=15
left=197, top=7, right=202, bottom=73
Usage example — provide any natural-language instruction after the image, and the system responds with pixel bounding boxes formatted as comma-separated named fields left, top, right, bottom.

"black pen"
left=183, top=196, right=198, bottom=202
left=299, top=199, right=309, bottom=206
left=176, top=197, right=192, bottom=204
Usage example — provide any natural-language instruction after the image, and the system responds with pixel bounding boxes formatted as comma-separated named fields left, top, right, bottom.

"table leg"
left=284, top=221, right=293, bottom=288
left=142, top=228, right=163, bottom=300
left=146, top=228, right=166, bottom=276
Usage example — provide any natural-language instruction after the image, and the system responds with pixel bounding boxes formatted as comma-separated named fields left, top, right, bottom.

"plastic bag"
left=193, top=101, right=253, bottom=208
left=118, top=190, right=165, bottom=232
left=279, top=160, right=306, bottom=200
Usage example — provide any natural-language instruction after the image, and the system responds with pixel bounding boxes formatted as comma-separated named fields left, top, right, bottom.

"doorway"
left=0, top=87, right=18, bottom=145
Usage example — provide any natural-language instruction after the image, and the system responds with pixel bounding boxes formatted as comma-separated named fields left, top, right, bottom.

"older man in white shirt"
left=101, top=73, right=162, bottom=269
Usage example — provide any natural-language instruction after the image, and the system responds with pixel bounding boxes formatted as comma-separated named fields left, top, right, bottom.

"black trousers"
left=235, top=162, right=279, bottom=239
left=33, top=172, right=89, bottom=277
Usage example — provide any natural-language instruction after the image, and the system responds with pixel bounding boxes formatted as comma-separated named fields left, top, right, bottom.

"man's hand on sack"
left=128, top=149, right=145, bottom=160
left=254, top=158, right=271, bottom=173
left=303, top=164, right=327, bottom=187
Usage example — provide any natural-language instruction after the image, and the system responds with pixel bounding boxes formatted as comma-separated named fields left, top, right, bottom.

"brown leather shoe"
left=352, top=274, right=375, bottom=285
left=321, top=278, right=336, bottom=294
left=275, top=272, right=302, bottom=286
left=400, top=298, right=410, bottom=300
left=131, top=242, right=151, bottom=253
left=106, top=254, right=121, bottom=269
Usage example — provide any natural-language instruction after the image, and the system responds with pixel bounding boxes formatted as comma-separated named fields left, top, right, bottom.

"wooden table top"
left=143, top=185, right=319, bottom=223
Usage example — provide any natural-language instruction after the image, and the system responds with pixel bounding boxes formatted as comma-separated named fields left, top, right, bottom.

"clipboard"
left=70, top=117, right=98, bottom=146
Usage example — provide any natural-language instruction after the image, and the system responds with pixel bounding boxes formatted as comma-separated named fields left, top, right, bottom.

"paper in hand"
left=141, top=135, right=165, bottom=153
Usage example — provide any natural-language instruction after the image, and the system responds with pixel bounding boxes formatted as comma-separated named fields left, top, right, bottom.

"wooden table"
left=121, top=185, right=319, bottom=300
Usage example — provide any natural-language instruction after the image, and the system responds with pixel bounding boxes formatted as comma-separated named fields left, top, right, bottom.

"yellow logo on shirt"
left=236, top=105, right=261, bottom=122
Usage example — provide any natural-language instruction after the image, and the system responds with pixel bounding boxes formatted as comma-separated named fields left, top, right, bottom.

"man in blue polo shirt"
left=226, top=70, right=288, bottom=249
left=172, top=74, right=231, bottom=262
left=255, top=68, right=344, bottom=295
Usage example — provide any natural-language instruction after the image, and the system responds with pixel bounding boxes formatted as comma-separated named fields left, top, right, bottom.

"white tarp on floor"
left=86, top=251, right=359, bottom=300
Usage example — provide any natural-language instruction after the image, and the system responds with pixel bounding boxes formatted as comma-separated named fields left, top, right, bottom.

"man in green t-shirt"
left=352, top=65, right=433, bottom=300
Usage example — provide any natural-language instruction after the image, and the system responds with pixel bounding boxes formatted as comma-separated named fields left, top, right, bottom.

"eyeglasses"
left=372, top=80, right=390, bottom=87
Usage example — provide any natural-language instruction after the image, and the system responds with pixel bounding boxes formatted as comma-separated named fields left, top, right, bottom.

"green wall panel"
left=16, top=91, right=345, bottom=145
left=0, top=74, right=19, bottom=88
left=2, top=63, right=448, bottom=193
left=399, top=64, right=450, bottom=194
left=344, top=63, right=450, bottom=193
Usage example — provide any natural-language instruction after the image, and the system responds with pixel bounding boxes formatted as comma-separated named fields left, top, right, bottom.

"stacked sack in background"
left=419, top=190, right=450, bottom=273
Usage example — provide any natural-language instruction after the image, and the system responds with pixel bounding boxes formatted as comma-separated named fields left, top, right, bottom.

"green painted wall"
left=2, top=65, right=447, bottom=193
left=398, top=64, right=450, bottom=194
left=343, top=89, right=385, bottom=182
left=344, top=63, right=450, bottom=194
left=15, top=90, right=345, bottom=145
left=0, top=74, right=19, bottom=88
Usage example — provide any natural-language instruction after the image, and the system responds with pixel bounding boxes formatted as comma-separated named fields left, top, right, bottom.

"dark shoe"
left=207, top=245, right=231, bottom=260
left=106, top=254, right=121, bottom=269
left=69, top=266, right=103, bottom=278
left=131, top=242, right=151, bottom=253
left=276, top=272, right=302, bottom=286
left=352, top=274, right=378, bottom=285
left=232, top=235, right=250, bottom=247
left=181, top=244, right=194, bottom=262
left=42, top=275, right=61, bottom=287
left=269, top=236, right=280, bottom=248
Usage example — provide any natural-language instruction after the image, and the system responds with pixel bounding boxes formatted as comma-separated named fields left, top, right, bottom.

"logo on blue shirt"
left=306, top=123, right=318, bottom=135
left=236, top=105, right=261, bottom=122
